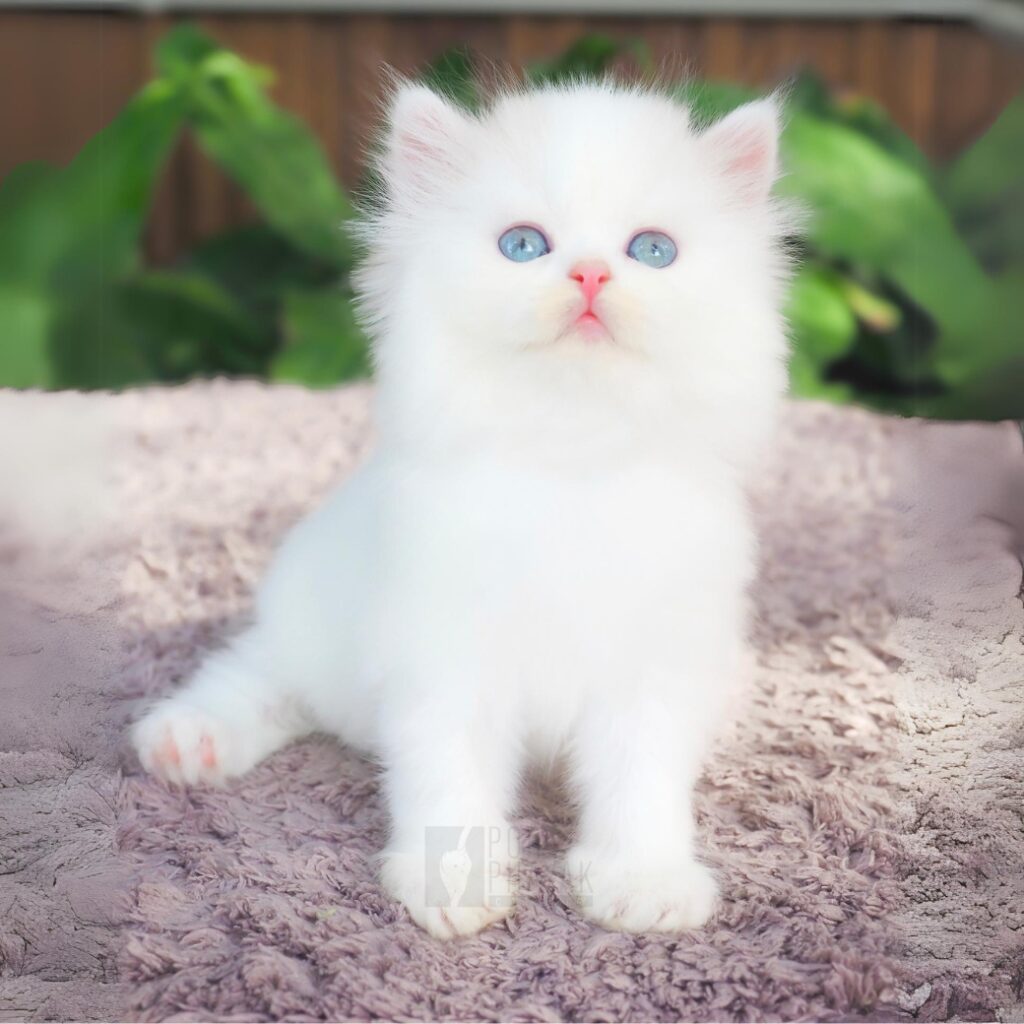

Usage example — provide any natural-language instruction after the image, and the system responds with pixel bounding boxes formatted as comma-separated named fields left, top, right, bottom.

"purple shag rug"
left=1, top=382, right=1021, bottom=1022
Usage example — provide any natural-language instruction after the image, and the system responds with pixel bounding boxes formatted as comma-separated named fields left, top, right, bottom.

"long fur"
left=133, top=79, right=794, bottom=939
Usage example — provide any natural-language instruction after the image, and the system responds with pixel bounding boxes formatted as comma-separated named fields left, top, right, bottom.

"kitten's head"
left=357, top=80, right=791, bottom=451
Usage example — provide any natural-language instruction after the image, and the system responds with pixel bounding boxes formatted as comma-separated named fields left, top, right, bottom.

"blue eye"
left=498, top=225, right=551, bottom=262
left=626, top=230, right=677, bottom=268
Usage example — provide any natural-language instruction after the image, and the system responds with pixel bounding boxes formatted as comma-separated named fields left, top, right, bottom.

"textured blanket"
left=0, top=383, right=1021, bottom=1022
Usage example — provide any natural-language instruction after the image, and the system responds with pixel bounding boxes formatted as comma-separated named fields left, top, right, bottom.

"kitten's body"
left=133, top=82, right=791, bottom=938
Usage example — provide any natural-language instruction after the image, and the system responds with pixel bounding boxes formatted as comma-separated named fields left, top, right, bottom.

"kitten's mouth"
left=570, top=308, right=611, bottom=342
left=537, top=300, right=619, bottom=350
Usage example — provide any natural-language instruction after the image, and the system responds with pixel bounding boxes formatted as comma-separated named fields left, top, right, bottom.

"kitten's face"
left=361, top=83, right=787, bottom=405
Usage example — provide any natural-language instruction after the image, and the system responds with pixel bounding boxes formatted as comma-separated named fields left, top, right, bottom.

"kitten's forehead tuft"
left=485, top=82, right=693, bottom=147
left=465, top=83, right=703, bottom=218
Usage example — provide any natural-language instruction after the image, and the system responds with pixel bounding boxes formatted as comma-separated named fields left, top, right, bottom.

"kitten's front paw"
left=380, top=849, right=515, bottom=940
left=132, top=700, right=245, bottom=786
left=567, top=847, right=718, bottom=933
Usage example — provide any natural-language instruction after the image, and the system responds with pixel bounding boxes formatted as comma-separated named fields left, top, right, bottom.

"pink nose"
left=569, top=261, right=611, bottom=305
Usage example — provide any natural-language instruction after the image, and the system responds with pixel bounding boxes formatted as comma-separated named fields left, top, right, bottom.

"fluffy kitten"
left=133, top=80, right=791, bottom=938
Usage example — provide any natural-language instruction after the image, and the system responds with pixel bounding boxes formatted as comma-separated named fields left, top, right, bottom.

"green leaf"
left=831, top=93, right=931, bottom=178
left=0, top=78, right=185, bottom=289
left=48, top=288, right=154, bottom=389
left=184, top=223, right=338, bottom=317
left=124, top=270, right=274, bottom=371
left=940, top=95, right=1024, bottom=272
left=686, top=82, right=1015, bottom=411
left=675, top=79, right=756, bottom=123
left=527, top=35, right=650, bottom=85
left=787, top=69, right=930, bottom=176
left=942, top=95, right=1024, bottom=218
left=0, top=161, right=58, bottom=221
left=955, top=190, right=1024, bottom=272
left=422, top=46, right=480, bottom=112
left=0, top=76, right=186, bottom=389
left=835, top=275, right=901, bottom=333
left=158, top=24, right=355, bottom=269
left=787, top=267, right=857, bottom=358
left=48, top=270, right=274, bottom=388
left=785, top=265, right=858, bottom=397
left=779, top=112, right=997, bottom=386
left=904, top=266, right=1024, bottom=419
left=155, top=21, right=221, bottom=79
left=788, top=350, right=854, bottom=403
left=0, top=285, right=54, bottom=388
left=271, top=287, right=370, bottom=386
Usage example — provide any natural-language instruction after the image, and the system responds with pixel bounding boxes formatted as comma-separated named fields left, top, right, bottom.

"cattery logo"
left=424, top=825, right=519, bottom=909
left=567, top=858, right=593, bottom=908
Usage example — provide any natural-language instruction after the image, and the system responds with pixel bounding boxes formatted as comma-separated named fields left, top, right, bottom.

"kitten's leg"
left=377, top=685, right=520, bottom=940
left=566, top=680, right=719, bottom=933
left=132, top=627, right=312, bottom=786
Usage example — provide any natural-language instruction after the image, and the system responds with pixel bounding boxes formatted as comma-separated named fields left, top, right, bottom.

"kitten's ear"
left=385, top=83, right=469, bottom=192
left=702, top=98, right=780, bottom=205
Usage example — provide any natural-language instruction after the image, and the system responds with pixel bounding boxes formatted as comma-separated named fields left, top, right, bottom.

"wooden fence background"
left=1, top=10, right=1021, bottom=262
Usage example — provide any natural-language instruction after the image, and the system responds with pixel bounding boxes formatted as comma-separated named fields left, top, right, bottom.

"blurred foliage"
left=0, top=26, right=1021, bottom=419
left=0, top=25, right=365, bottom=392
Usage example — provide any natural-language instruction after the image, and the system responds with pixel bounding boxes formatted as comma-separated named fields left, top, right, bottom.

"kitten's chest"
left=388, top=454, right=742, bottom=611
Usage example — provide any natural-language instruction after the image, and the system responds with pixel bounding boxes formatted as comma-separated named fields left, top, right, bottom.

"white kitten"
left=133, top=81, right=791, bottom=939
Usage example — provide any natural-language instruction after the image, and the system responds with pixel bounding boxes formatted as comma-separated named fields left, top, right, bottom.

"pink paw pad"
left=157, top=732, right=181, bottom=767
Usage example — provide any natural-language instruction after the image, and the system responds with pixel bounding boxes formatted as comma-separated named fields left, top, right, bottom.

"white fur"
left=133, top=81, right=791, bottom=939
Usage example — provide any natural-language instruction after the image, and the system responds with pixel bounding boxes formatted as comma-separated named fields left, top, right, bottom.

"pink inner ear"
left=393, top=104, right=459, bottom=185
left=707, top=103, right=779, bottom=204
left=399, top=129, right=439, bottom=168
left=726, top=132, right=772, bottom=182
left=401, top=108, right=449, bottom=158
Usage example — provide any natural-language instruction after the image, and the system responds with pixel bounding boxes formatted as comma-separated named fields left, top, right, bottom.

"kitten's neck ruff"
left=372, top=331, right=759, bottom=479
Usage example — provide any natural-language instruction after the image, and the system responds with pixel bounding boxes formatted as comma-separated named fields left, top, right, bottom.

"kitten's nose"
left=569, top=261, right=611, bottom=305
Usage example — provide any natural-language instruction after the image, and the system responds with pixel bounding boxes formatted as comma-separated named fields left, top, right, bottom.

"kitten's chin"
left=575, top=313, right=609, bottom=341
left=556, top=313, right=615, bottom=347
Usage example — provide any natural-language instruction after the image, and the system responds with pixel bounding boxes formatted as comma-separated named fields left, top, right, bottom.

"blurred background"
left=0, top=0, right=1021, bottom=419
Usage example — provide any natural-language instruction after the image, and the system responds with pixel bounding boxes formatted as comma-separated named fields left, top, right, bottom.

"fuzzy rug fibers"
left=0, top=383, right=1021, bottom=1022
